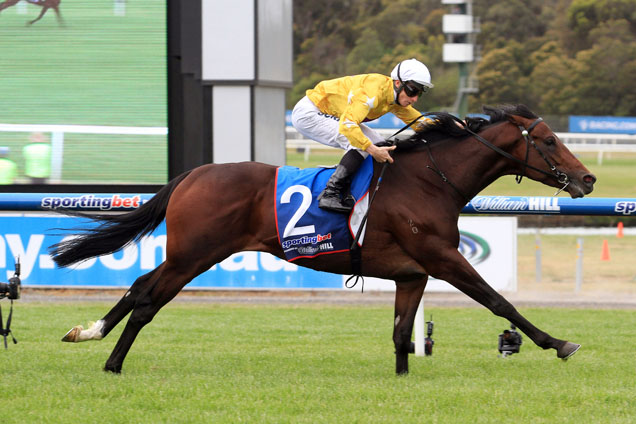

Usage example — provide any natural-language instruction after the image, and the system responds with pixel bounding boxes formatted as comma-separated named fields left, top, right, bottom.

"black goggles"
left=403, top=81, right=426, bottom=97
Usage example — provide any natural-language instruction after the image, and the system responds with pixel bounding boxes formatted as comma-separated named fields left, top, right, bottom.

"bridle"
left=455, top=115, right=571, bottom=196
left=513, top=118, right=570, bottom=191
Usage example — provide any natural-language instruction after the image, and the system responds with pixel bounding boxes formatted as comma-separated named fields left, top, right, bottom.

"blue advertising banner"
left=0, top=214, right=342, bottom=289
left=0, top=213, right=517, bottom=293
left=569, top=116, right=636, bottom=134
left=463, top=196, right=636, bottom=216
left=2, top=193, right=635, bottom=217
left=2, top=194, right=635, bottom=292
left=3, top=193, right=635, bottom=218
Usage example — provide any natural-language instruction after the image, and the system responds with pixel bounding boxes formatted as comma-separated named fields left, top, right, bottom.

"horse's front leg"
left=393, top=277, right=428, bottom=375
left=427, top=248, right=580, bottom=360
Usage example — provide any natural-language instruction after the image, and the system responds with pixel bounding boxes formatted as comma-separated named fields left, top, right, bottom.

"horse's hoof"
left=104, top=364, right=122, bottom=374
left=557, top=341, right=581, bottom=361
left=61, top=325, right=83, bottom=342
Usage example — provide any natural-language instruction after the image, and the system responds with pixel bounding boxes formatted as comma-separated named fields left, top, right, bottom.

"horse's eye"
left=544, top=137, right=556, bottom=146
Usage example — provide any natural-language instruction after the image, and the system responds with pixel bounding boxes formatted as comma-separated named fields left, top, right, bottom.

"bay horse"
left=0, top=0, right=63, bottom=26
left=51, top=104, right=596, bottom=375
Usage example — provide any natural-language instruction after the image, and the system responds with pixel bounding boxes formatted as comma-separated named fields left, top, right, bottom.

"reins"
left=422, top=139, right=471, bottom=203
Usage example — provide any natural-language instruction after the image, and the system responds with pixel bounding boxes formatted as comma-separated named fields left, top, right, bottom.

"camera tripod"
left=0, top=298, right=18, bottom=349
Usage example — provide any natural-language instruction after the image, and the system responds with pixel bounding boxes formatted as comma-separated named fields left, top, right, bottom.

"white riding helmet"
left=390, top=58, right=434, bottom=89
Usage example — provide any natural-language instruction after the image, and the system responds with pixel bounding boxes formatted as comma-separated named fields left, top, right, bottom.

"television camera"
left=407, top=315, right=434, bottom=356
left=424, top=315, right=434, bottom=356
left=498, top=322, right=522, bottom=358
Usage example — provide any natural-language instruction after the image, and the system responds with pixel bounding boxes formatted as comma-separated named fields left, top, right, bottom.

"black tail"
left=50, top=171, right=192, bottom=267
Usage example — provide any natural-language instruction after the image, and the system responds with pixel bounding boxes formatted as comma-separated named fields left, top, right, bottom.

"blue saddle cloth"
left=275, top=157, right=374, bottom=261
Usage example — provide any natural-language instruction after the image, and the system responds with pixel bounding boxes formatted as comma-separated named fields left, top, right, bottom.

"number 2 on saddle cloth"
left=274, top=156, right=374, bottom=262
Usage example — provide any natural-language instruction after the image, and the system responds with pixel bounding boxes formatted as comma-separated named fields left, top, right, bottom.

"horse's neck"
left=404, top=122, right=517, bottom=206
left=461, top=124, right=519, bottom=194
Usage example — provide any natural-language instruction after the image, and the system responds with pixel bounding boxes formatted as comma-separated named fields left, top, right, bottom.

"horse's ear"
left=497, top=104, right=537, bottom=122
left=465, top=117, right=489, bottom=132
left=482, top=105, right=495, bottom=115
left=506, top=114, right=518, bottom=124
left=506, top=113, right=527, bottom=127
left=482, top=105, right=505, bottom=124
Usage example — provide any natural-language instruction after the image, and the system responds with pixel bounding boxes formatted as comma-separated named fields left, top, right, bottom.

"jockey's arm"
left=338, top=91, right=396, bottom=163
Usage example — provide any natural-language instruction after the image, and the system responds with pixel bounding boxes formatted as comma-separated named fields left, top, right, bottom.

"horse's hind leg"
left=61, top=267, right=162, bottom=343
left=52, top=5, right=63, bottom=26
left=103, top=261, right=204, bottom=373
left=393, top=277, right=427, bottom=375
left=27, top=6, right=47, bottom=25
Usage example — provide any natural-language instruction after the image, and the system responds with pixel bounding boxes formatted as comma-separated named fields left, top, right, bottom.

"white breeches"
left=291, top=96, right=385, bottom=158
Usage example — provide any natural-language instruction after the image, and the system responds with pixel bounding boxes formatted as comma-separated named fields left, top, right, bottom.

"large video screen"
left=0, top=0, right=166, bottom=186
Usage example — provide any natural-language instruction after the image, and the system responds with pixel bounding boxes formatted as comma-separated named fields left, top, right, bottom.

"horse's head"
left=486, top=104, right=596, bottom=198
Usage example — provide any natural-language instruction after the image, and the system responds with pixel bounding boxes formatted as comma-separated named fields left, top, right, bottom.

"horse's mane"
left=483, top=103, right=538, bottom=122
left=394, top=104, right=537, bottom=151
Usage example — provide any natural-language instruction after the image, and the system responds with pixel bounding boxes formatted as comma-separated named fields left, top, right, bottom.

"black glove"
left=375, top=139, right=395, bottom=147
left=465, top=117, right=490, bottom=133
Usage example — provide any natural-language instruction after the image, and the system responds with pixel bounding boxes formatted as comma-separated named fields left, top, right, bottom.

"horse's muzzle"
left=569, top=172, right=596, bottom=198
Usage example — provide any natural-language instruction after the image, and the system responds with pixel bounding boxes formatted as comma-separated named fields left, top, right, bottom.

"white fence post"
left=50, top=131, right=64, bottom=183
left=575, top=238, right=584, bottom=293
left=114, top=0, right=126, bottom=16
left=413, top=298, right=425, bottom=356
left=17, top=0, right=27, bottom=14
left=535, top=229, right=542, bottom=283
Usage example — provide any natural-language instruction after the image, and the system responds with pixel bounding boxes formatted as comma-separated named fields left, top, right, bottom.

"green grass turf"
left=1, top=303, right=635, bottom=423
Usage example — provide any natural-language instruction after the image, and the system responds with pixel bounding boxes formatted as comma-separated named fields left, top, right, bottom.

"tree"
left=565, top=19, right=636, bottom=115
left=528, top=42, right=578, bottom=115
left=291, top=0, right=636, bottom=116
left=290, top=0, right=450, bottom=108
left=566, top=0, right=636, bottom=51
left=475, top=0, right=547, bottom=51
left=473, top=43, right=529, bottom=108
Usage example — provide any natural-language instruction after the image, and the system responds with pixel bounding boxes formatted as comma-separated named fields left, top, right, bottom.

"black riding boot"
left=318, top=149, right=365, bottom=214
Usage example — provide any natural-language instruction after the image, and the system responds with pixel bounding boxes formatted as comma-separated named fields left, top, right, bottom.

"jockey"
left=291, top=58, right=438, bottom=214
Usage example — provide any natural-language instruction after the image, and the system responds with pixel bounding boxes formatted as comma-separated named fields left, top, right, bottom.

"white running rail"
left=0, top=123, right=167, bottom=182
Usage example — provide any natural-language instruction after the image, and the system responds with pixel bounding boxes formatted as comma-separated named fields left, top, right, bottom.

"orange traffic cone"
left=617, top=222, right=624, bottom=238
left=600, top=239, right=610, bottom=261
